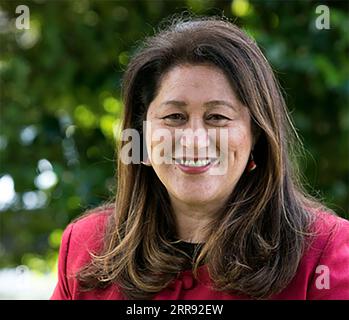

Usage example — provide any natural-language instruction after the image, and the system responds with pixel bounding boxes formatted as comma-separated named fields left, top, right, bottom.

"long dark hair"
left=77, top=15, right=324, bottom=299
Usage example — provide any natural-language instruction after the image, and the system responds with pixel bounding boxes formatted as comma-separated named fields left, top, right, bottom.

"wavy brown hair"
left=77, top=15, right=324, bottom=299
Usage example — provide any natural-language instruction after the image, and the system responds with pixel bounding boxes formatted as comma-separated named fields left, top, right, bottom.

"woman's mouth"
left=172, top=158, right=219, bottom=174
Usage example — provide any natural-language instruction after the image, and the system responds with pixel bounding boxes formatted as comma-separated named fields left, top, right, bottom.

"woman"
left=51, top=16, right=349, bottom=300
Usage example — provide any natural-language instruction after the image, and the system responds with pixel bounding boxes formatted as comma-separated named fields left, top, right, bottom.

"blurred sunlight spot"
left=62, top=138, right=79, bottom=167
left=22, top=252, right=56, bottom=274
left=103, top=96, right=122, bottom=114
left=100, top=114, right=116, bottom=139
left=37, top=159, right=53, bottom=173
left=65, top=125, right=76, bottom=138
left=74, top=105, right=97, bottom=128
left=20, top=125, right=38, bottom=145
left=58, top=110, right=73, bottom=130
left=0, top=135, right=8, bottom=150
left=48, top=229, right=63, bottom=249
left=231, top=0, right=252, bottom=17
left=118, top=51, right=129, bottom=66
left=0, top=175, right=16, bottom=210
left=34, top=171, right=58, bottom=190
left=16, top=18, right=41, bottom=49
left=22, top=191, right=47, bottom=210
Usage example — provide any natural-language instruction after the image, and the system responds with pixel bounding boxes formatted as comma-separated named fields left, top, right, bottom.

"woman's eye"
left=163, top=113, right=186, bottom=121
left=207, top=114, right=229, bottom=121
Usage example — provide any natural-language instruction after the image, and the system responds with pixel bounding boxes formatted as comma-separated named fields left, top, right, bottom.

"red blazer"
left=51, top=209, right=349, bottom=300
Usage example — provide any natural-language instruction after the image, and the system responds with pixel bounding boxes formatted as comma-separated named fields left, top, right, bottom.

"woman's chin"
left=173, top=192, right=218, bottom=205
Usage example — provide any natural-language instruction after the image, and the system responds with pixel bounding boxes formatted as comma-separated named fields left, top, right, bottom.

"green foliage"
left=0, top=0, right=348, bottom=269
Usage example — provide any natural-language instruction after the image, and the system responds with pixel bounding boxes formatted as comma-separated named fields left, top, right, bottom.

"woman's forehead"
left=151, top=64, right=240, bottom=106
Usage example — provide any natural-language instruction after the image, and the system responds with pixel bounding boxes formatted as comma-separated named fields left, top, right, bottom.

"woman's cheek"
left=147, top=126, right=175, bottom=165
left=228, top=124, right=252, bottom=149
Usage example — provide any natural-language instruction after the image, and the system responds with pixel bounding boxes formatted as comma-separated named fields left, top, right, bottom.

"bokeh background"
left=0, top=0, right=348, bottom=299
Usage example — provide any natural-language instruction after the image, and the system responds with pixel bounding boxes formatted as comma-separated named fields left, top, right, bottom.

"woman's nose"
left=179, top=130, right=210, bottom=149
left=179, top=120, right=210, bottom=149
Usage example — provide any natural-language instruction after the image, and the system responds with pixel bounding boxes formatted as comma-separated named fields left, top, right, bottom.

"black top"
left=173, top=240, right=204, bottom=260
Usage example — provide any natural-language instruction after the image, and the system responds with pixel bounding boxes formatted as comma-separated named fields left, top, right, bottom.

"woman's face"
left=145, top=64, right=253, bottom=208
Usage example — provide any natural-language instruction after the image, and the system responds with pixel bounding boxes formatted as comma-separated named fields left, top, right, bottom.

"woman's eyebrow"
left=160, top=100, right=238, bottom=110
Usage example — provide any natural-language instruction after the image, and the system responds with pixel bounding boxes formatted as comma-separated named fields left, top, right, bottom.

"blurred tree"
left=0, top=0, right=348, bottom=269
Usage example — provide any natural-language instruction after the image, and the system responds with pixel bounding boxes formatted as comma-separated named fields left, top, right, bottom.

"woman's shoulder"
left=51, top=205, right=114, bottom=299
left=300, top=209, right=349, bottom=299
left=69, top=206, right=112, bottom=238
left=310, top=209, right=349, bottom=246
left=274, top=209, right=349, bottom=299
left=304, top=209, right=349, bottom=257
left=60, top=205, right=113, bottom=271
left=314, top=208, right=349, bottom=227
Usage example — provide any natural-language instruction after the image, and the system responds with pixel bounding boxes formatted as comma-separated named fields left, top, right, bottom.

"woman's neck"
left=169, top=197, right=222, bottom=243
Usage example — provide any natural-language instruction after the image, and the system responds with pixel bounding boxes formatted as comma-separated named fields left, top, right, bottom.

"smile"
left=172, top=158, right=219, bottom=174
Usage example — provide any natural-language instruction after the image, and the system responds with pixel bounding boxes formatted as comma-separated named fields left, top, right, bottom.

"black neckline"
left=173, top=239, right=204, bottom=258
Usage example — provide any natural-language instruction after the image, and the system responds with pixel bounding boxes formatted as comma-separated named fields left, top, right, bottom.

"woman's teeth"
left=177, top=159, right=211, bottom=167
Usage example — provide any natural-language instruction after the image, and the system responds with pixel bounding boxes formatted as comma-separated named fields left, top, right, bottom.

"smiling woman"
left=145, top=64, right=253, bottom=243
left=51, top=15, right=349, bottom=300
